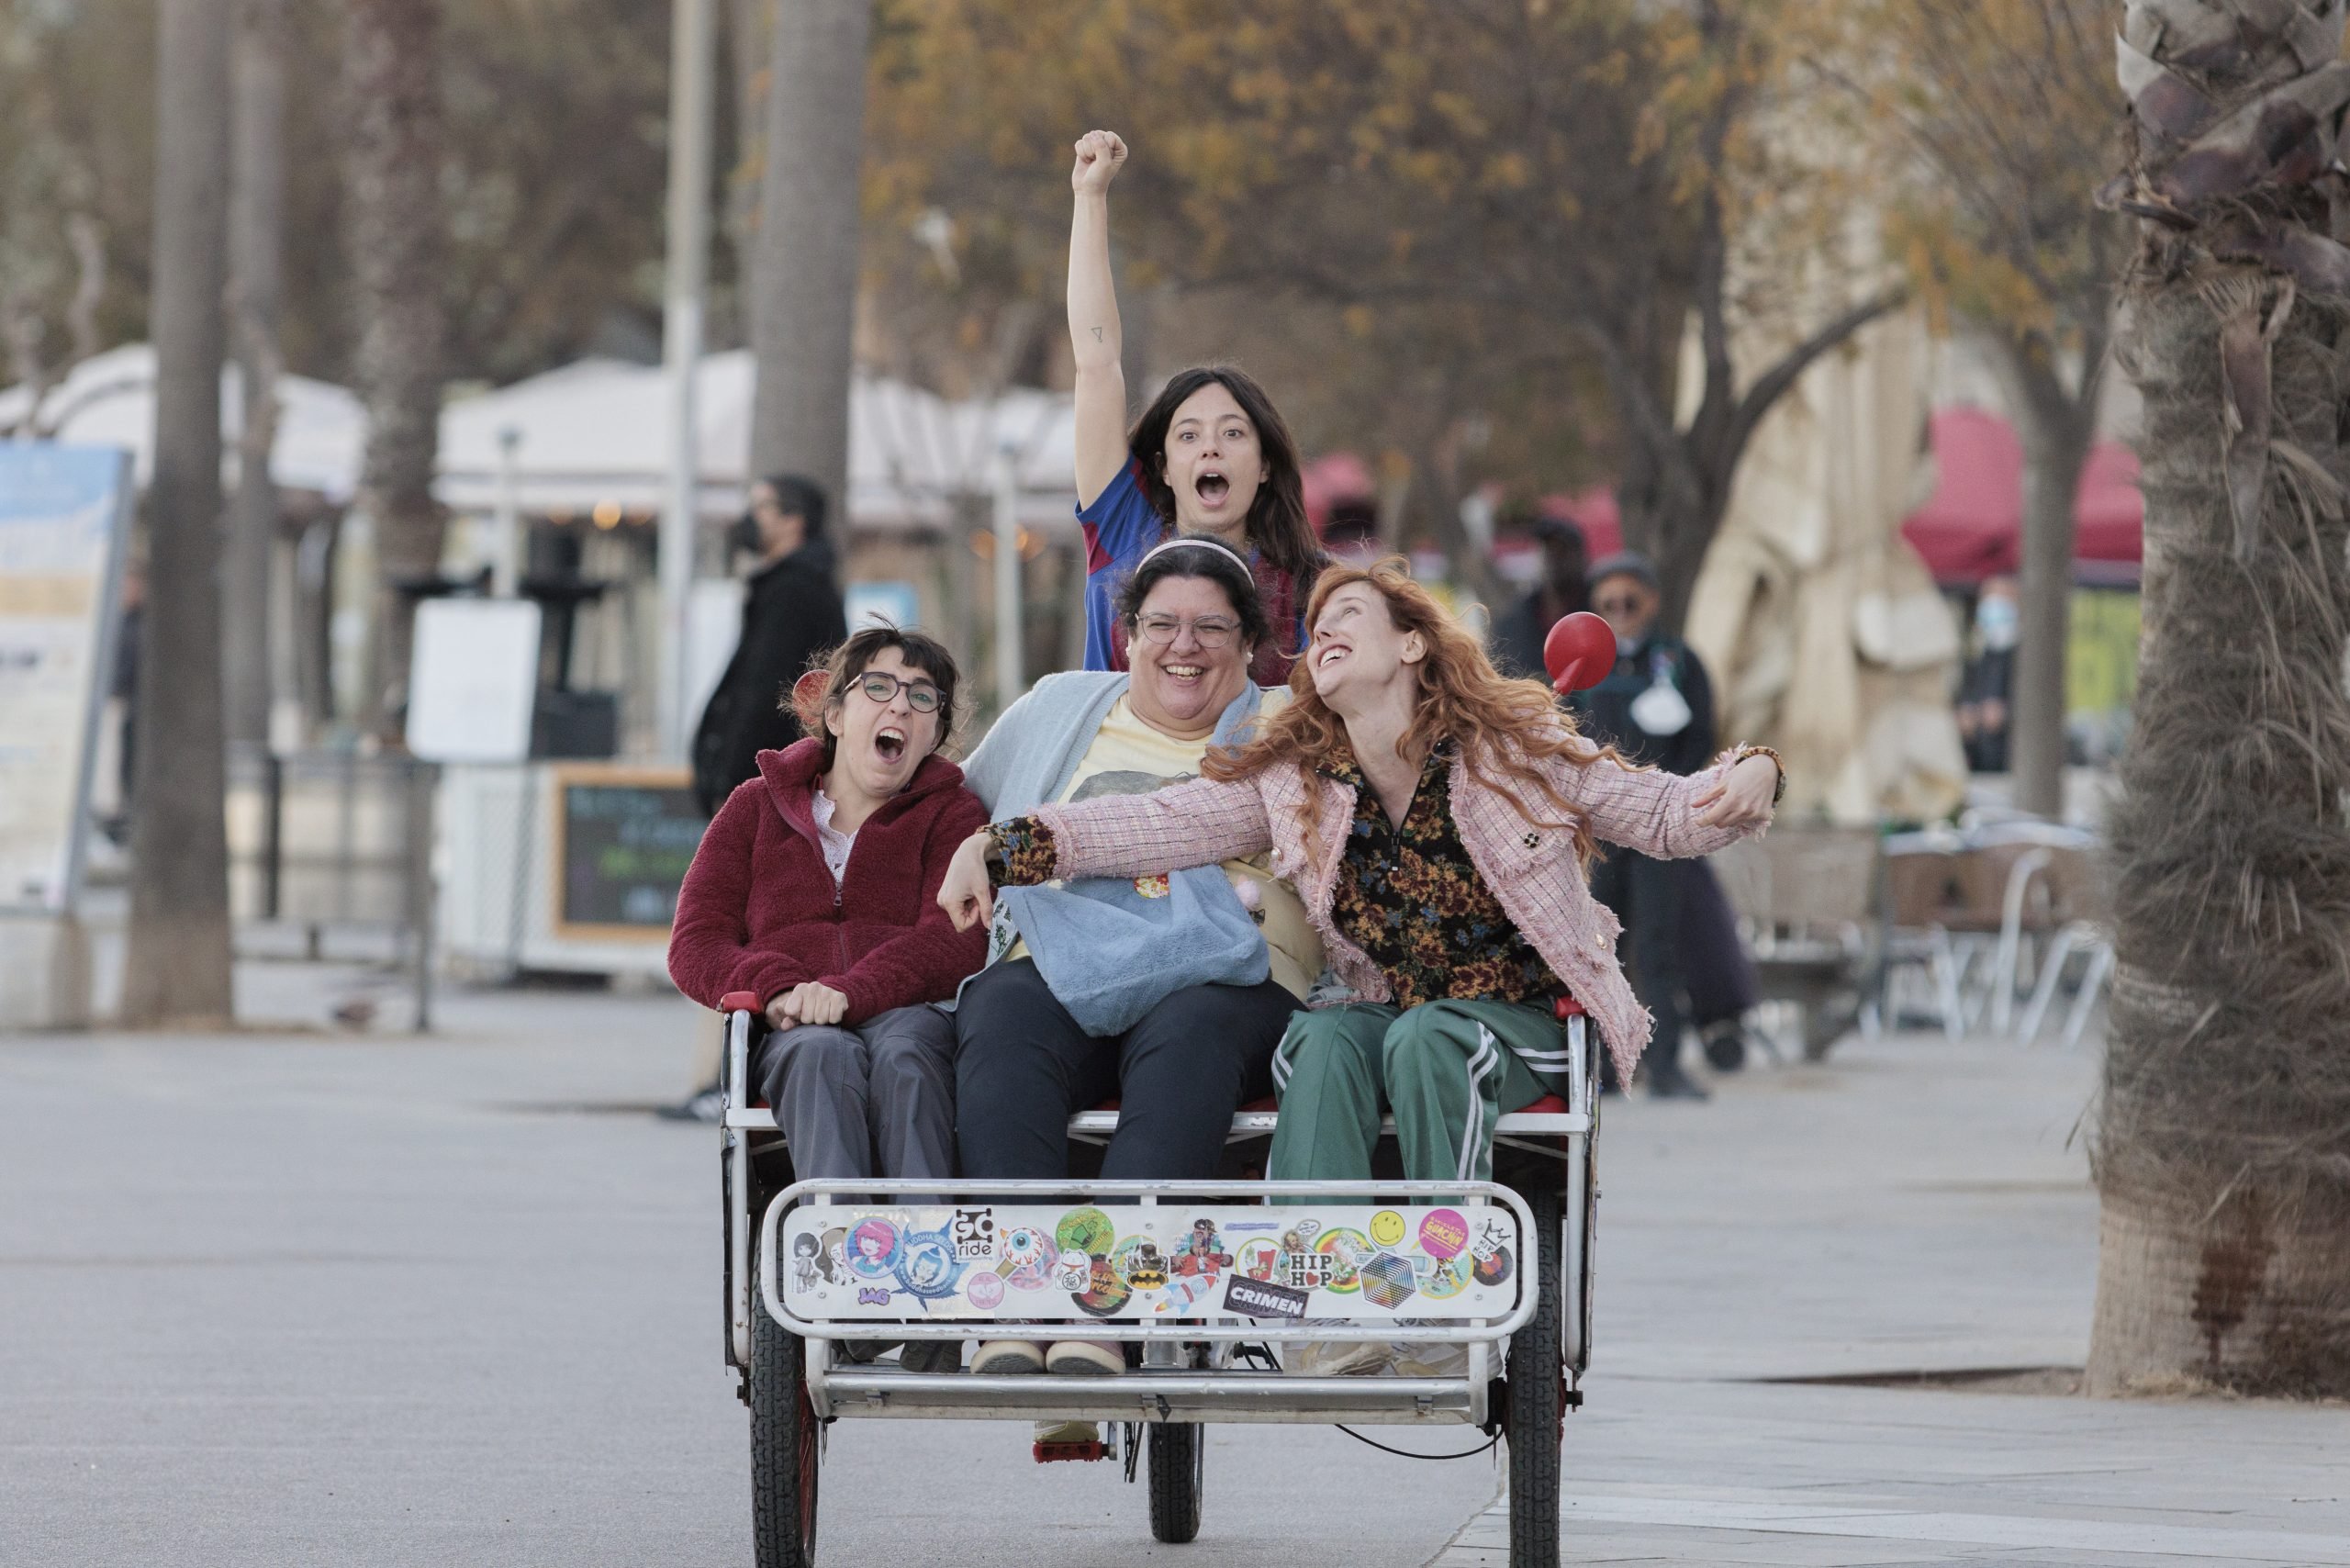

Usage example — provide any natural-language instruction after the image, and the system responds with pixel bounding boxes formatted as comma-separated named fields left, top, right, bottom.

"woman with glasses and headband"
left=669, top=628, right=988, bottom=1370
left=947, top=536, right=1323, bottom=1394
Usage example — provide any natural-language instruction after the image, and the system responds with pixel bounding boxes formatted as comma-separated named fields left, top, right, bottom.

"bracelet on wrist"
left=1734, top=745, right=1787, bottom=807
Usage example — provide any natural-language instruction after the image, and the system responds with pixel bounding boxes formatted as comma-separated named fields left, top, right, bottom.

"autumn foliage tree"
left=866, top=0, right=1894, bottom=622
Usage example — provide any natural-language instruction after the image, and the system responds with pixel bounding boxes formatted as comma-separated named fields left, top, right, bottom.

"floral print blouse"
left=1321, top=739, right=1566, bottom=1009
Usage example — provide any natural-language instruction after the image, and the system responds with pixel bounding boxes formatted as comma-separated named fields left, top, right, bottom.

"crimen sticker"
left=1223, top=1274, right=1310, bottom=1321
left=1417, top=1207, right=1469, bottom=1260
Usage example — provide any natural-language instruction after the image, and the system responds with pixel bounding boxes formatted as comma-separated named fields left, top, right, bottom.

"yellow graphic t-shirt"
left=1005, top=692, right=1322, bottom=1001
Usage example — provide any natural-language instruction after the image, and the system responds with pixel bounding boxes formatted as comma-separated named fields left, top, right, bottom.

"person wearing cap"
left=947, top=534, right=1323, bottom=1394
left=1489, top=513, right=1591, bottom=682
left=1569, top=551, right=1718, bottom=1099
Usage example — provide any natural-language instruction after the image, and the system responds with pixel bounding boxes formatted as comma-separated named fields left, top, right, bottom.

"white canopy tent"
left=0, top=343, right=367, bottom=501
left=434, top=350, right=1080, bottom=532
left=3, top=345, right=1081, bottom=532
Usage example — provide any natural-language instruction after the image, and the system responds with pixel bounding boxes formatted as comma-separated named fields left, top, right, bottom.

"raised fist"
left=1071, top=129, right=1128, bottom=195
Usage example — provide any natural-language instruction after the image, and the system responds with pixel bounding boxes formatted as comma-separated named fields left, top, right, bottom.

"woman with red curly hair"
left=940, top=558, right=1782, bottom=1201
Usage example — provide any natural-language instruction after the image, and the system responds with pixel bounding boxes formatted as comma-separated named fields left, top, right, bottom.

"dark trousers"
left=1591, top=847, right=1686, bottom=1084
left=1678, top=859, right=1758, bottom=1028
left=953, top=958, right=1293, bottom=1180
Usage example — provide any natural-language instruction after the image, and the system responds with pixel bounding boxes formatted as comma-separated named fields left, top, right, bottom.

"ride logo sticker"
left=1223, top=1274, right=1310, bottom=1321
left=950, top=1206, right=998, bottom=1261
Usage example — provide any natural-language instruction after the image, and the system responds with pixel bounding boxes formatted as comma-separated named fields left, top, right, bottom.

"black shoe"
left=655, top=1083, right=726, bottom=1123
left=899, top=1339, right=962, bottom=1374
left=1701, top=1023, right=1749, bottom=1073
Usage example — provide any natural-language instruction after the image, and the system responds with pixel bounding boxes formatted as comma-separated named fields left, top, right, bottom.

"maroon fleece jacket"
left=666, top=738, right=989, bottom=1023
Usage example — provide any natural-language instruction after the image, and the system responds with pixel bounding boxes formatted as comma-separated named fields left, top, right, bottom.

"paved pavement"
left=6, top=962, right=2345, bottom=1566
left=1434, top=1027, right=2350, bottom=1566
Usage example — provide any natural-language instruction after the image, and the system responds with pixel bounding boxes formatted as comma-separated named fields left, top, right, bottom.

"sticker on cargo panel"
left=1223, top=1274, right=1310, bottom=1321
left=1358, top=1251, right=1418, bottom=1310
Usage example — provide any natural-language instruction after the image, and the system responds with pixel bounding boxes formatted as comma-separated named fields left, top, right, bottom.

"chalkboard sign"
left=549, top=765, right=705, bottom=941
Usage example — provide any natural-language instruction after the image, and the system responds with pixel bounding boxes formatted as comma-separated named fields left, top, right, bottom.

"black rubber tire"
left=1702, top=1026, right=1749, bottom=1073
left=749, top=1230, right=819, bottom=1568
left=1505, top=1180, right=1564, bottom=1568
left=1146, top=1422, right=1204, bottom=1544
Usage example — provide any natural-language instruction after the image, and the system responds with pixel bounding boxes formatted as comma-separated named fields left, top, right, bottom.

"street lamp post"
left=656, top=0, right=714, bottom=760
left=992, top=439, right=1023, bottom=714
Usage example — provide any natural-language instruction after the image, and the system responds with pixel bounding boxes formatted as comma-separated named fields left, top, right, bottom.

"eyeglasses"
left=1593, top=596, right=1648, bottom=616
left=854, top=671, right=941, bottom=712
left=1134, top=614, right=1241, bottom=649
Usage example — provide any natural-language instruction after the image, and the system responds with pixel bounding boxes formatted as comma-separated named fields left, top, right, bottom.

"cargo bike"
left=713, top=989, right=1602, bottom=1568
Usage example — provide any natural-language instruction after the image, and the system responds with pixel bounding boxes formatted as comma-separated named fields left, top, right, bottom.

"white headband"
left=1136, top=534, right=1252, bottom=573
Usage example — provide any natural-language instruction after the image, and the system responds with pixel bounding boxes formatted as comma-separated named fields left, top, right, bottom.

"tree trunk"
left=746, top=0, right=871, bottom=514
left=124, top=0, right=236, bottom=1027
left=1987, top=335, right=2098, bottom=820
left=343, top=0, right=447, bottom=735
left=224, top=0, right=286, bottom=750
left=2092, top=0, right=2350, bottom=1397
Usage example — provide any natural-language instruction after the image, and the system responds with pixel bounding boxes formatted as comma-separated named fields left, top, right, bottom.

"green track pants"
left=1267, top=1000, right=1566, bottom=1186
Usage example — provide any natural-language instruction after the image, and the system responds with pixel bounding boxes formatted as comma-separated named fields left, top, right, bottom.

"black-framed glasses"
left=855, top=672, right=941, bottom=712
left=1134, top=614, right=1240, bottom=649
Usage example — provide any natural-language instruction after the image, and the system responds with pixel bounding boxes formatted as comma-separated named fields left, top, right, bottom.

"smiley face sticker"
left=1369, top=1210, right=1405, bottom=1248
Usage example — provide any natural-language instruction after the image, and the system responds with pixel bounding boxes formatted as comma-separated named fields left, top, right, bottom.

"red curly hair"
left=1203, top=557, right=1628, bottom=872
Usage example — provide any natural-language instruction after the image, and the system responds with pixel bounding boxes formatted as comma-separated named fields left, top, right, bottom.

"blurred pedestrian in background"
left=1956, top=575, right=2020, bottom=774
left=1569, top=552, right=1717, bottom=1099
left=690, top=474, right=848, bottom=818
left=1064, top=129, right=1326, bottom=682
left=104, top=551, right=146, bottom=844
left=1488, top=513, right=1589, bottom=681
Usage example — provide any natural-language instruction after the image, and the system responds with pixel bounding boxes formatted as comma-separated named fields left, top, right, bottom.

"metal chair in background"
left=1709, top=826, right=1885, bottom=1059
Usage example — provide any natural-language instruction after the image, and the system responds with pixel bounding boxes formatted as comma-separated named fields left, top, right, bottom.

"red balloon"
left=1542, top=611, right=1616, bottom=695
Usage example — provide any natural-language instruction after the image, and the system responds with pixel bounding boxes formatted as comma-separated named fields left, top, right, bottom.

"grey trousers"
left=750, top=1003, right=957, bottom=1183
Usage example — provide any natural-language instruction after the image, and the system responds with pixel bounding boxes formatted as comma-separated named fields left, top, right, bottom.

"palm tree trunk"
left=2092, top=0, right=2350, bottom=1396
left=123, top=0, right=236, bottom=1026
left=224, top=0, right=286, bottom=750
left=746, top=0, right=871, bottom=510
left=343, top=0, right=447, bottom=735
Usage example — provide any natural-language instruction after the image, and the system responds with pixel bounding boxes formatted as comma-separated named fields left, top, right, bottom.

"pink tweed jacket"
left=1024, top=725, right=1763, bottom=1084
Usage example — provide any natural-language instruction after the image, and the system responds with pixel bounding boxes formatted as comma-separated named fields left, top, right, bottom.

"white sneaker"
left=971, top=1338, right=1046, bottom=1373
left=1045, top=1338, right=1124, bottom=1375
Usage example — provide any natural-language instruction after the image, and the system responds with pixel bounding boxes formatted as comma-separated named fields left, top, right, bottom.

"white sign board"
left=406, top=598, right=543, bottom=764
left=0, top=443, right=129, bottom=913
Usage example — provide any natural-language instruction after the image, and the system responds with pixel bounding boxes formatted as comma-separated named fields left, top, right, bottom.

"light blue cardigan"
left=953, top=672, right=1270, bottom=1032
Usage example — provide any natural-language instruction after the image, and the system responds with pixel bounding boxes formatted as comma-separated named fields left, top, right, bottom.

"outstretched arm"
left=1570, top=746, right=1781, bottom=860
left=1069, top=129, right=1129, bottom=509
left=937, top=774, right=1275, bottom=932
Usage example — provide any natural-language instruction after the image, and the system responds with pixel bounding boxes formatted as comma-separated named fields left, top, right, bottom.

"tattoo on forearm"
left=1092, top=327, right=1102, bottom=342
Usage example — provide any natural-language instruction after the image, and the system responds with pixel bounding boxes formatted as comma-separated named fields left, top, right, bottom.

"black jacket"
left=1568, top=630, right=1717, bottom=778
left=691, top=538, right=847, bottom=815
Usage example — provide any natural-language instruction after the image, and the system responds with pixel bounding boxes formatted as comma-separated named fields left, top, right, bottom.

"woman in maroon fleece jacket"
left=669, top=628, right=987, bottom=1264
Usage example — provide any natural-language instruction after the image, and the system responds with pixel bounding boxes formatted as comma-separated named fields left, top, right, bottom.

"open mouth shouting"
left=874, top=726, right=909, bottom=764
left=1192, top=465, right=1231, bottom=510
